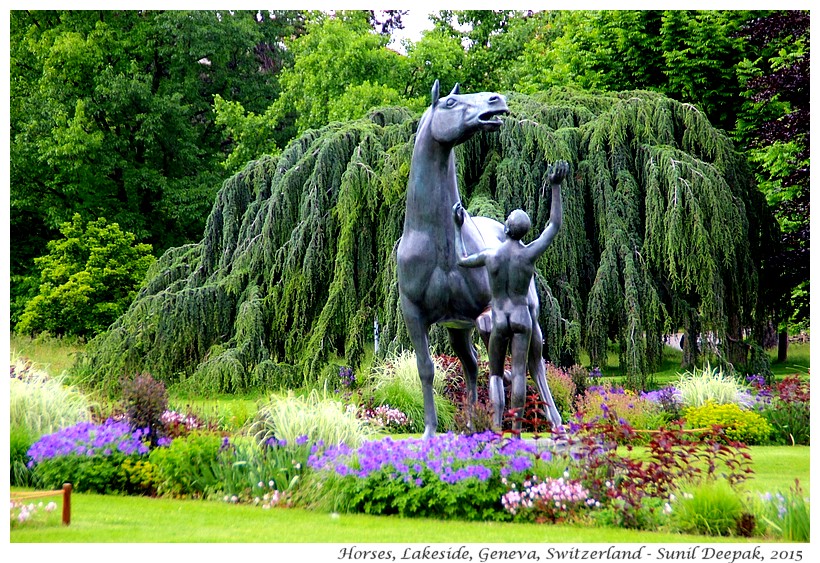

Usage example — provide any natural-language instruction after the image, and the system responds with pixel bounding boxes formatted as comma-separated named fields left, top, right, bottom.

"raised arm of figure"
left=524, top=160, right=569, bottom=262
left=453, top=202, right=488, bottom=268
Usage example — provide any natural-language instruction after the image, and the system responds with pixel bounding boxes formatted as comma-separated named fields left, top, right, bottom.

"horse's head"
left=425, top=80, right=509, bottom=147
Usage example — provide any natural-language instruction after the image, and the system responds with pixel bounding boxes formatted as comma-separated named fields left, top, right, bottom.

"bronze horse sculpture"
left=397, top=80, right=564, bottom=438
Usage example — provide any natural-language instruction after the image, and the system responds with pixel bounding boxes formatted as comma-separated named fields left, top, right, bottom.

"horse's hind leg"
left=447, top=327, right=479, bottom=428
left=528, top=319, right=563, bottom=429
left=401, top=297, right=438, bottom=438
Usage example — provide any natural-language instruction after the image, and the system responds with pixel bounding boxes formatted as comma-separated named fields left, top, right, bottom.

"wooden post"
left=62, top=483, right=72, bottom=526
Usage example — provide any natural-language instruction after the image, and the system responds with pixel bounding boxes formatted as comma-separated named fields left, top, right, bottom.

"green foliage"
left=366, top=351, right=456, bottom=434
left=250, top=391, right=377, bottom=448
left=16, top=214, right=155, bottom=338
left=120, top=458, right=162, bottom=496
left=671, top=479, right=747, bottom=536
left=10, top=426, right=36, bottom=487
left=210, top=435, right=311, bottom=501
left=9, top=356, right=92, bottom=438
left=683, top=402, right=772, bottom=445
left=576, top=387, right=665, bottom=435
left=82, top=89, right=773, bottom=392
left=751, top=481, right=810, bottom=542
left=763, top=401, right=810, bottom=446
left=120, top=373, right=168, bottom=445
left=147, top=431, right=223, bottom=498
left=32, top=452, right=133, bottom=494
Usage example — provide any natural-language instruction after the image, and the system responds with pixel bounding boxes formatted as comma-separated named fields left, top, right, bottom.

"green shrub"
left=148, top=431, right=223, bottom=497
left=683, top=402, right=772, bottom=445
left=576, top=386, right=664, bottom=436
left=763, top=401, right=810, bottom=446
left=10, top=356, right=92, bottom=438
left=365, top=351, right=456, bottom=433
left=120, top=458, right=162, bottom=496
left=675, top=363, right=750, bottom=408
left=16, top=213, right=155, bottom=338
left=671, top=480, right=747, bottom=536
left=10, top=426, right=36, bottom=487
left=251, top=390, right=376, bottom=448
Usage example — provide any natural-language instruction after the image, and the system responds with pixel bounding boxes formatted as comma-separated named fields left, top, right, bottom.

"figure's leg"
left=400, top=296, right=437, bottom=438
left=528, top=312, right=563, bottom=429
left=487, top=327, right=508, bottom=429
left=447, top=327, right=479, bottom=428
left=510, top=331, right=530, bottom=435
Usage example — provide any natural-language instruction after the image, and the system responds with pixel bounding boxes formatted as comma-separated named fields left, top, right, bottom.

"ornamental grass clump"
left=670, top=479, right=748, bottom=537
left=675, top=363, right=751, bottom=408
left=10, top=356, right=92, bottom=438
left=251, top=390, right=376, bottom=448
left=307, top=431, right=552, bottom=521
left=27, top=419, right=150, bottom=493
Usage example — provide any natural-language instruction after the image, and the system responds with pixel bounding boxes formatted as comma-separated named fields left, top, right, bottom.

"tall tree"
left=79, top=89, right=775, bottom=394
left=9, top=10, right=305, bottom=324
left=736, top=11, right=810, bottom=359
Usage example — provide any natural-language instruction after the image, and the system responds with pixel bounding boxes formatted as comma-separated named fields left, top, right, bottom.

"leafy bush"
left=10, top=356, right=92, bottom=438
left=120, top=373, right=168, bottom=445
left=27, top=420, right=150, bottom=493
left=251, top=390, right=376, bottom=449
left=671, top=480, right=747, bottom=536
left=147, top=431, right=223, bottom=497
left=675, top=363, right=752, bottom=408
left=11, top=426, right=36, bottom=487
left=308, top=431, right=552, bottom=521
left=683, top=402, right=772, bottom=445
left=120, top=458, right=162, bottom=496
left=365, top=351, right=455, bottom=433
left=775, top=375, right=810, bottom=403
left=16, top=214, right=155, bottom=338
left=763, top=401, right=810, bottom=446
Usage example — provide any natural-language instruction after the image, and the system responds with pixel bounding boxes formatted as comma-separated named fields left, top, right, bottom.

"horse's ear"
left=450, top=83, right=460, bottom=96
left=431, top=79, right=440, bottom=106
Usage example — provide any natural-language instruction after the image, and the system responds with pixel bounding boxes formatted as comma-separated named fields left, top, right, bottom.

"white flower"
left=664, top=503, right=673, bottom=514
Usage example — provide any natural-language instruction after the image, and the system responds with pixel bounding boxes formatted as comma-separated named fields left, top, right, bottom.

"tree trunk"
left=777, top=330, right=789, bottom=362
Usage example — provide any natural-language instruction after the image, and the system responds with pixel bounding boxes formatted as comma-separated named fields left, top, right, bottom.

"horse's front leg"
left=401, top=297, right=438, bottom=438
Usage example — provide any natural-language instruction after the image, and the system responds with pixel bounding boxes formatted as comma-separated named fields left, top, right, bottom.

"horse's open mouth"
left=478, top=109, right=509, bottom=129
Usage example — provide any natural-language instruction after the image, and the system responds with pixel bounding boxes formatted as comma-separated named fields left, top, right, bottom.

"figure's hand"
left=548, top=160, right=569, bottom=185
left=452, top=202, right=465, bottom=228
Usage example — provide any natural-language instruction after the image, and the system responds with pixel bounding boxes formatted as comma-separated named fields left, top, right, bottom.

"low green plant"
left=148, top=431, right=223, bottom=497
left=10, top=356, right=92, bottom=438
left=575, top=386, right=664, bottom=437
left=210, top=434, right=311, bottom=502
left=10, top=426, right=36, bottom=487
left=763, top=401, right=810, bottom=446
left=752, top=480, right=810, bottom=541
left=675, top=363, right=750, bottom=408
left=671, top=479, right=747, bottom=536
left=364, top=351, right=456, bottom=434
left=120, top=458, right=162, bottom=496
left=250, top=390, right=376, bottom=448
left=683, top=402, right=772, bottom=445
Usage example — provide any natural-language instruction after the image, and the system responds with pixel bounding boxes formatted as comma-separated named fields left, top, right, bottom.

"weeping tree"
left=77, top=88, right=776, bottom=394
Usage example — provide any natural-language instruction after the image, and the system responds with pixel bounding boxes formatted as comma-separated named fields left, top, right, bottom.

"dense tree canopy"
left=78, top=88, right=776, bottom=393
left=12, top=9, right=804, bottom=379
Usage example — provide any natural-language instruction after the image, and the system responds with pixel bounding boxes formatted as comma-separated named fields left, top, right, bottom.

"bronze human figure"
left=453, top=160, right=568, bottom=430
left=396, top=80, right=563, bottom=437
